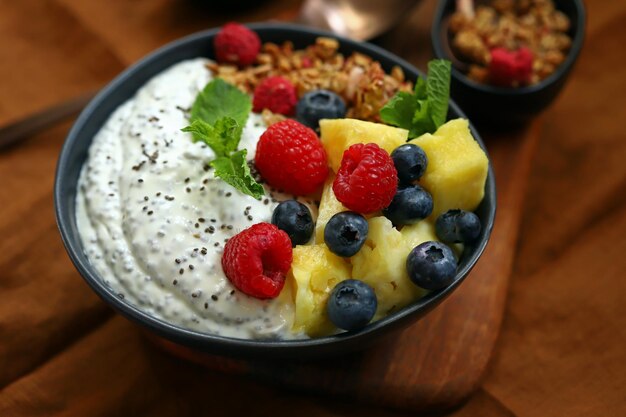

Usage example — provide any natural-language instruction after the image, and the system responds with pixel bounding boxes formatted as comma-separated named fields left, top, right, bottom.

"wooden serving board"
left=152, top=119, right=541, bottom=412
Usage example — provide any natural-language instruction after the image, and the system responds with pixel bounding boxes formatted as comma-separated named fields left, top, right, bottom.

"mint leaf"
left=414, top=76, right=427, bottom=98
left=191, top=78, right=251, bottom=128
left=213, top=116, right=243, bottom=154
left=182, top=119, right=225, bottom=157
left=379, top=59, right=451, bottom=138
left=426, top=59, right=451, bottom=129
left=379, top=92, right=417, bottom=134
left=182, top=117, right=242, bottom=158
left=211, top=150, right=264, bottom=199
left=411, top=100, right=437, bottom=138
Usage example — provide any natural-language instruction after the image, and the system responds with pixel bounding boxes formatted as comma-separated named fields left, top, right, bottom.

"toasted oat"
left=261, top=109, right=287, bottom=126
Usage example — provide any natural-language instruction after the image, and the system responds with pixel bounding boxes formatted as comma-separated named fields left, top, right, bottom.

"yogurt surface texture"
left=76, top=58, right=308, bottom=340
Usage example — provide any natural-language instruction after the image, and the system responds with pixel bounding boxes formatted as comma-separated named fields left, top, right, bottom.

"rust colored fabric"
left=1, top=0, right=625, bottom=416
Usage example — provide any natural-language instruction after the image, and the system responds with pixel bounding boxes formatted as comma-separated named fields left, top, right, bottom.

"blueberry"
left=327, top=279, right=377, bottom=331
left=324, top=212, right=368, bottom=257
left=383, top=185, right=433, bottom=226
left=271, top=200, right=314, bottom=246
left=296, top=89, right=347, bottom=130
left=406, top=241, right=457, bottom=290
left=435, top=209, right=482, bottom=244
left=391, top=144, right=428, bottom=183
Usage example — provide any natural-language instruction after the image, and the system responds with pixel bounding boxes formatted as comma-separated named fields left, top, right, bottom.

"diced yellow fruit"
left=351, top=217, right=425, bottom=319
left=320, top=118, right=408, bottom=172
left=315, top=174, right=348, bottom=243
left=401, top=220, right=463, bottom=260
left=289, top=244, right=352, bottom=336
left=451, top=242, right=464, bottom=258
left=400, top=220, right=438, bottom=249
left=409, top=119, right=488, bottom=219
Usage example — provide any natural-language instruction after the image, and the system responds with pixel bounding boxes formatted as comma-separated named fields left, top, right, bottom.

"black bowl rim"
left=431, top=0, right=586, bottom=96
left=54, top=22, right=496, bottom=355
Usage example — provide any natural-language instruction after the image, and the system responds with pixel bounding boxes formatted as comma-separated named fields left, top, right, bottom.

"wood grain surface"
left=1, top=1, right=625, bottom=416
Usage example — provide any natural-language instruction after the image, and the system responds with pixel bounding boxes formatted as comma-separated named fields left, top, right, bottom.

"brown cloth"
left=1, top=0, right=625, bottom=415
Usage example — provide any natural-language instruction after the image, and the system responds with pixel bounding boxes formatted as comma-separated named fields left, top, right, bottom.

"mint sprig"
left=380, top=59, right=451, bottom=138
left=182, top=78, right=264, bottom=199
left=211, top=150, right=265, bottom=199
left=182, top=117, right=241, bottom=158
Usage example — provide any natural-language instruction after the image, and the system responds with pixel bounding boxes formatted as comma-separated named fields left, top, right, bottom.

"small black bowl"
left=432, top=0, right=586, bottom=125
left=54, top=23, right=496, bottom=359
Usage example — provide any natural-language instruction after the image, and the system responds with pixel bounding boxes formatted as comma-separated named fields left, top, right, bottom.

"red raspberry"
left=489, top=47, right=533, bottom=87
left=253, top=76, right=297, bottom=116
left=214, top=22, right=261, bottom=67
left=333, top=143, right=398, bottom=214
left=255, top=120, right=329, bottom=195
left=222, top=223, right=292, bottom=299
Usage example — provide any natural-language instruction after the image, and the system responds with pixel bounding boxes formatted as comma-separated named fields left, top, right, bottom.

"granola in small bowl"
left=449, top=0, right=572, bottom=87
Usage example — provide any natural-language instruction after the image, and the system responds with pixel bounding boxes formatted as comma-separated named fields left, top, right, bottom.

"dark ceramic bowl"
left=55, top=23, right=496, bottom=359
left=432, top=0, right=586, bottom=125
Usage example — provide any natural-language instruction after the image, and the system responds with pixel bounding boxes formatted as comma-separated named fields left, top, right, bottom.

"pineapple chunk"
left=400, top=220, right=438, bottom=249
left=289, top=244, right=352, bottom=336
left=409, top=119, right=488, bottom=219
left=315, top=174, right=348, bottom=243
left=315, top=174, right=380, bottom=243
left=320, top=118, right=408, bottom=172
left=399, top=219, right=465, bottom=262
left=351, top=217, right=425, bottom=319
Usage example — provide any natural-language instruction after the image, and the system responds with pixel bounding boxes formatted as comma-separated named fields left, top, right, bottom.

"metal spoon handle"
left=0, top=90, right=96, bottom=150
left=299, top=0, right=419, bottom=41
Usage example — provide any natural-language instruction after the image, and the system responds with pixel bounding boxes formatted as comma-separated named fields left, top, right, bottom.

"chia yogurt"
left=76, top=58, right=314, bottom=340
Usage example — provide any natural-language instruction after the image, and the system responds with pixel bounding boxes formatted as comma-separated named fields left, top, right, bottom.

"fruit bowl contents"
left=74, top=23, right=490, bottom=341
left=448, top=0, right=572, bottom=87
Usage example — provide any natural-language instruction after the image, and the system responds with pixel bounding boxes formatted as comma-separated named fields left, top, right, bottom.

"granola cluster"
left=207, top=37, right=413, bottom=123
left=449, top=0, right=572, bottom=85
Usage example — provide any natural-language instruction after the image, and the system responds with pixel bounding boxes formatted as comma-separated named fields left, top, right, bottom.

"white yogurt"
left=76, top=59, right=314, bottom=340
